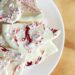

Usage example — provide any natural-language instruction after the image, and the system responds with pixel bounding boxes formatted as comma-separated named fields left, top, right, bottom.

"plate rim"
left=48, top=0, right=65, bottom=75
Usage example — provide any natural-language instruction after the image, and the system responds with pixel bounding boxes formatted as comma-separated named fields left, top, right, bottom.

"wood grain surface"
left=51, top=0, right=75, bottom=75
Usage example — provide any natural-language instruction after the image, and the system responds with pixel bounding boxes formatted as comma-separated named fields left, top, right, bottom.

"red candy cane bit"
left=14, top=36, right=19, bottom=46
left=51, top=28, right=58, bottom=34
left=25, top=26, right=32, bottom=44
left=23, top=26, right=32, bottom=44
left=0, top=46, right=9, bottom=52
left=26, top=61, right=32, bottom=66
left=26, top=33, right=32, bottom=44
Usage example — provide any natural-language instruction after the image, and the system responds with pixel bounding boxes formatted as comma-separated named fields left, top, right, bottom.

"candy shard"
left=0, top=0, right=21, bottom=23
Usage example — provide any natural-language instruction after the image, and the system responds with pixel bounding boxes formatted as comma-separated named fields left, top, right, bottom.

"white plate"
left=23, top=0, right=65, bottom=75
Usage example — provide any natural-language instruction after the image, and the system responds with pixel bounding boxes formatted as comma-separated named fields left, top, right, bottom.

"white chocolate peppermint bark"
left=0, top=0, right=61, bottom=74
left=2, top=14, right=60, bottom=51
left=2, top=22, right=44, bottom=50
left=0, top=40, right=58, bottom=75
left=17, top=0, right=41, bottom=16
left=0, top=46, right=25, bottom=75
left=0, top=0, right=21, bottom=23
left=1, top=20, right=60, bottom=75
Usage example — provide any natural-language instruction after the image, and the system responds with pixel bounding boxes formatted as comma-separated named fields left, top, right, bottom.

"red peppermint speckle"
left=51, top=28, right=58, bottom=34
left=23, top=26, right=32, bottom=44
left=14, top=36, right=19, bottom=46
left=25, top=26, right=32, bottom=44
left=0, top=46, right=8, bottom=52
left=26, top=61, right=32, bottom=66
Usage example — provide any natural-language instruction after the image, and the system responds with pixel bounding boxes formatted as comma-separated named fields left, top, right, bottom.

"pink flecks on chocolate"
left=19, top=0, right=39, bottom=12
left=15, top=28, right=20, bottom=33
left=14, top=36, right=19, bottom=46
left=51, top=28, right=58, bottom=34
left=35, top=57, right=42, bottom=64
left=22, top=38, right=25, bottom=42
left=0, top=46, right=9, bottom=52
left=13, top=28, right=20, bottom=33
left=26, top=61, right=32, bottom=66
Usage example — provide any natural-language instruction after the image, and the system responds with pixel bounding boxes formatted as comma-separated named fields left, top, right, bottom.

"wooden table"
left=51, top=0, right=75, bottom=75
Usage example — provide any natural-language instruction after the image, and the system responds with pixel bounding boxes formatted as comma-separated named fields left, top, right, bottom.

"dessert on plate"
left=0, top=0, right=61, bottom=75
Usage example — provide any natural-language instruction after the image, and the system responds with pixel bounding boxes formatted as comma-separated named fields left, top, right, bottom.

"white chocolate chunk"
left=17, top=0, right=41, bottom=16
left=0, top=0, right=21, bottom=23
